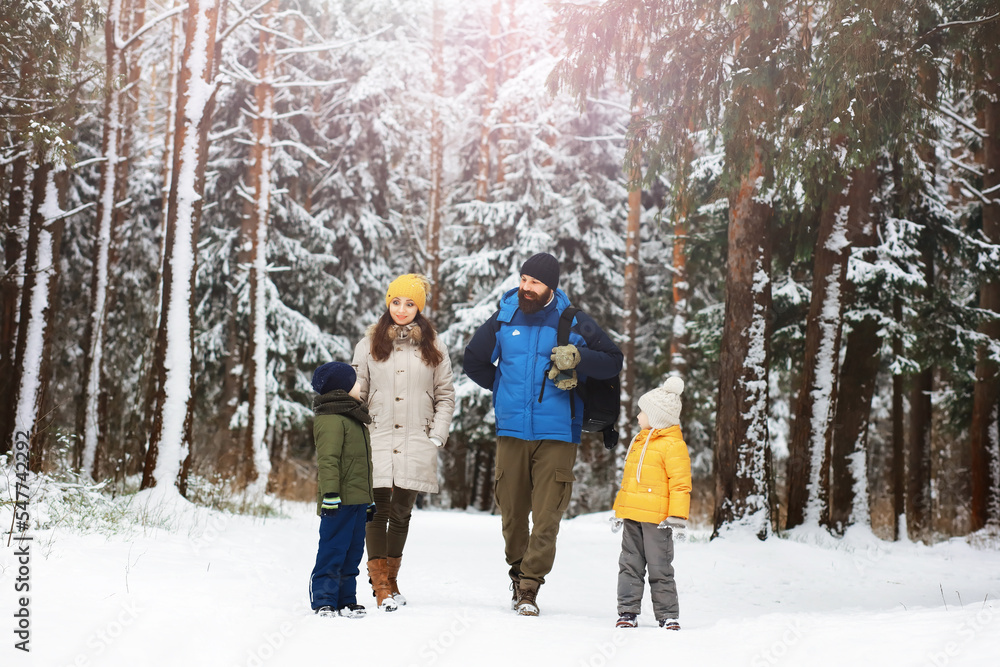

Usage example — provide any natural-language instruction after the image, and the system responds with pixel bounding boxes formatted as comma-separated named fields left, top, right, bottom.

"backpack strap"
left=557, top=306, right=579, bottom=347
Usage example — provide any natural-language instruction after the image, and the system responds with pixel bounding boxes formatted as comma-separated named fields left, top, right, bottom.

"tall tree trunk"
left=79, top=0, right=129, bottom=479
left=786, top=172, right=855, bottom=530
left=905, top=60, right=940, bottom=538
left=474, top=0, right=502, bottom=201
left=970, top=49, right=1000, bottom=530
left=712, top=142, right=773, bottom=539
left=0, top=152, right=31, bottom=457
left=142, top=0, right=220, bottom=492
left=427, top=0, right=444, bottom=313
left=669, top=129, right=693, bottom=377
left=906, top=239, right=934, bottom=538
left=242, top=0, right=278, bottom=497
left=828, top=164, right=879, bottom=533
left=10, top=162, right=57, bottom=471
left=425, top=1, right=464, bottom=506
left=620, top=117, right=642, bottom=447
left=892, top=295, right=906, bottom=540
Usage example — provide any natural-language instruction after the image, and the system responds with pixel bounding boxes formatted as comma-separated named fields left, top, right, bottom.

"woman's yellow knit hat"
left=385, top=274, right=429, bottom=312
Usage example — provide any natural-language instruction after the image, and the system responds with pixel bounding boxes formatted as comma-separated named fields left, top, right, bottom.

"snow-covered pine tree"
left=142, top=0, right=222, bottom=492
left=1, top=0, right=98, bottom=464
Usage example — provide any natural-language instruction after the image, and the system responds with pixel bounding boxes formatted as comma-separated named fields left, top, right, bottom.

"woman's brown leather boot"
left=386, top=556, right=406, bottom=605
left=367, top=558, right=398, bottom=611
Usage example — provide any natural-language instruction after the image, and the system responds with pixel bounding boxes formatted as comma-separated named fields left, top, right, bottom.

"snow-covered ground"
left=2, top=489, right=999, bottom=667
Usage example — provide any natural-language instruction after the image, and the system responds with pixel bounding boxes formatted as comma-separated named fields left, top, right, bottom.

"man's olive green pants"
left=495, top=436, right=577, bottom=590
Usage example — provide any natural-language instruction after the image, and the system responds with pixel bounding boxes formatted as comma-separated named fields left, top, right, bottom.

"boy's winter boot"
left=338, top=603, right=367, bottom=619
left=659, top=618, right=680, bottom=631
left=367, top=558, right=399, bottom=612
left=386, top=556, right=407, bottom=605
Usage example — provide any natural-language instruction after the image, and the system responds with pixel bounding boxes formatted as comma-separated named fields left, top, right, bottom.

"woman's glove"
left=430, top=436, right=444, bottom=448
left=321, top=494, right=341, bottom=516
left=550, top=344, right=581, bottom=370
left=657, top=517, right=686, bottom=542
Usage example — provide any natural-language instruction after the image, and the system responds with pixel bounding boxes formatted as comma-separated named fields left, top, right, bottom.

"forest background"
left=1, top=0, right=999, bottom=543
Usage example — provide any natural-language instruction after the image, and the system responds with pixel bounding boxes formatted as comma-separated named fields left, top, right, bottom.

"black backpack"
left=555, top=306, right=621, bottom=450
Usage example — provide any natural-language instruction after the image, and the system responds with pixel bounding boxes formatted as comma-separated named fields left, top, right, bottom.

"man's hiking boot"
left=515, top=586, right=539, bottom=616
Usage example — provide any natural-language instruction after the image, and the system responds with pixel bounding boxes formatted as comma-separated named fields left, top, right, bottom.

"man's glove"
left=550, top=344, right=581, bottom=370
left=658, top=516, right=687, bottom=542
left=366, top=502, right=377, bottom=523
left=609, top=516, right=624, bottom=533
left=321, top=494, right=341, bottom=516
left=546, top=365, right=578, bottom=390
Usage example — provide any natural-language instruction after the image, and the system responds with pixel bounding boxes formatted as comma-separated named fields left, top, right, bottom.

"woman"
left=352, top=274, right=455, bottom=611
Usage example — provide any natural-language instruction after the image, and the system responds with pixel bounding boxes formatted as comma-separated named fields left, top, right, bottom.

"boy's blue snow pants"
left=309, top=504, right=367, bottom=610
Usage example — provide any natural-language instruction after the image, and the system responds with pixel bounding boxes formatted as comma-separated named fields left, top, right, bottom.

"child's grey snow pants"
left=617, top=518, right=678, bottom=621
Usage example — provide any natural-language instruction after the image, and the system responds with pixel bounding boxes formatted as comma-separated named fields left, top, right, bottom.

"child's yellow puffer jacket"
left=613, top=425, right=691, bottom=523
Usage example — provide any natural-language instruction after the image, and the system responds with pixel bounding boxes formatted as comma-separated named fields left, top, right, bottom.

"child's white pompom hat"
left=638, top=376, right=685, bottom=429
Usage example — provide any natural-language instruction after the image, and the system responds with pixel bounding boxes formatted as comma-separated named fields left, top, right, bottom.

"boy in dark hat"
left=308, top=361, right=379, bottom=618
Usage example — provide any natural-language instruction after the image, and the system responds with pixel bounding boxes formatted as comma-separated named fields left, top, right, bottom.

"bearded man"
left=463, top=252, right=623, bottom=616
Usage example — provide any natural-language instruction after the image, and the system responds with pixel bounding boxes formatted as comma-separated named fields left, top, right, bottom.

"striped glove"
left=321, top=494, right=341, bottom=516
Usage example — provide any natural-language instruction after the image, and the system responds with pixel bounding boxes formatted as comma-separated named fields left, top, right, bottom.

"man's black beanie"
left=520, top=252, right=560, bottom=291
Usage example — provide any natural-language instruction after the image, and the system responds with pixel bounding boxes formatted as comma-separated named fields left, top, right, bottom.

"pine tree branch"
left=218, top=0, right=276, bottom=46
left=938, top=104, right=987, bottom=138
left=912, top=12, right=1000, bottom=50
left=119, top=3, right=190, bottom=52
left=276, top=26, right=391, bottom=55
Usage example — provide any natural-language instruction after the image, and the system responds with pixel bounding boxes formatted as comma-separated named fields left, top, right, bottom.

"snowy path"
left=3, top=499, right=999, bottom=666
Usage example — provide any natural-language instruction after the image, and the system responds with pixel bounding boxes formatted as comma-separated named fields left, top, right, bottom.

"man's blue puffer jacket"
left=463, top=287, right=623, bottom=444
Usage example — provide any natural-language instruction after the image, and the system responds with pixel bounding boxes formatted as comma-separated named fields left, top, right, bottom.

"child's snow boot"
left=615, top=612, right=638, bottom=628
left=367, top=558, right=398, bottom=612
left=338, top=603, right=367, bottom=619
left=659, top=618, right=680, bottom=631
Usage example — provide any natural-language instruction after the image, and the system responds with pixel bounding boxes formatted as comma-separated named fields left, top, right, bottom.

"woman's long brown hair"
left=370, top=309, right=444, bottom=367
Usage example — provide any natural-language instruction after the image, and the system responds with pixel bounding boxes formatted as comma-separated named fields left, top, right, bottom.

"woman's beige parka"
left=351, top=323, right=455, bottom=493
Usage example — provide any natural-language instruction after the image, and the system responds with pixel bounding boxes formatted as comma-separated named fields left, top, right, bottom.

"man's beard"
left=518, top=287, right=552, bottom=315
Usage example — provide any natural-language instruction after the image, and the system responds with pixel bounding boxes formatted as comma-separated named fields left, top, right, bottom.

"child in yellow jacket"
left=611, top=376, right=691, bottom=630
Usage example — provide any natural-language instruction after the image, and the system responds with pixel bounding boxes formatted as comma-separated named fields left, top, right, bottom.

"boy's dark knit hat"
left=312, top=361, right=357, bottom=395
left=520, top=252, right=560, bottom=291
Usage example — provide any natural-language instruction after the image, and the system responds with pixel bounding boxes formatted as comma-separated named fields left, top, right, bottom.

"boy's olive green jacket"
left=313, top=390, right=374, bottom=515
